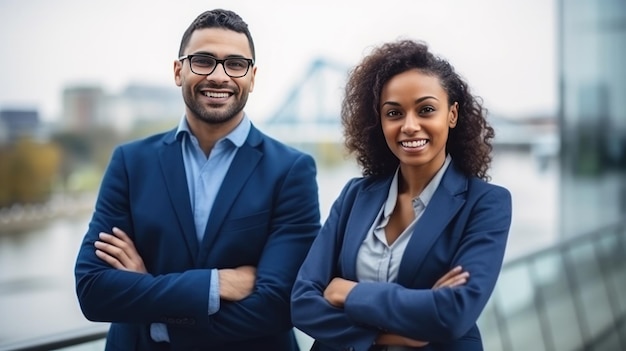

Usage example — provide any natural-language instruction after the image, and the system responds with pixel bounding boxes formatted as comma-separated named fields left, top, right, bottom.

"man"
left=74, top=9, right=320, bottom=351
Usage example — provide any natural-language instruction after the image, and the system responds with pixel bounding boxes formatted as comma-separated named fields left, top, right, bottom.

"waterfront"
left=0, top=148, right=558, bottom=346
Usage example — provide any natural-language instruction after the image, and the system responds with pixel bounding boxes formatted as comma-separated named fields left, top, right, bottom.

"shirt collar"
left=175, top=114, right=251, bottom=148
left=383, top=154, right=452, bottom=218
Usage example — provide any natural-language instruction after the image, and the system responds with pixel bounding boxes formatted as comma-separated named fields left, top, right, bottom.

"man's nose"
left=206, top=62, right=229, bottom=81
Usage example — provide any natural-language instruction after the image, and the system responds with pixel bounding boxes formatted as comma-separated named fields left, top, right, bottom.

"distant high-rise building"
left=120, top=83, right=182, bottom=120
left=62, top=85, right=105, bottom=132
left=559, top=0, right=626, bottom=237
left=107, top=83, right=183, bottom=133
left=0, top=108, right=40, bottom=143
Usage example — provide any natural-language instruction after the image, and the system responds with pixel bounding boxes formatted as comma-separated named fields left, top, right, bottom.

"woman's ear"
left=449, top=102, right=459, bottom=128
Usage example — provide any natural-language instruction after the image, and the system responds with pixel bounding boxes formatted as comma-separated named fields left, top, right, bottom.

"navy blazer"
left=291, top=162, right=511, bottom=351
left=75, top=124, right=321, bottom=351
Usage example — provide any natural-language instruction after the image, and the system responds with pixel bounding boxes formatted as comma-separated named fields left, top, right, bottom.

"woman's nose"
left=401, top=115, right=420, bottom=134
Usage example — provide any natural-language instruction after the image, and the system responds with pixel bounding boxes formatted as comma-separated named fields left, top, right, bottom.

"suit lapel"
left=158, top=130, right=199, bottom=265
left=397, top=164, right=467, bottom=286
left=341, top=178, right=391, bottom=280
left=197, top=129, right=262, bottom=263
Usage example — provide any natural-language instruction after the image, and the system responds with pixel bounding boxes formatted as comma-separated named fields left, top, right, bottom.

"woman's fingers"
left=432, top=266, right=470, bottom=289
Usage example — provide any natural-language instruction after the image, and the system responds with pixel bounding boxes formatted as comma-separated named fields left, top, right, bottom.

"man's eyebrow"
left=190, top=52, right=248, bottom=59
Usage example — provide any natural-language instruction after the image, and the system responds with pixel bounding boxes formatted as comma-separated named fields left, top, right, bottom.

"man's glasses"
left=179, top=54, right=254, bottom=78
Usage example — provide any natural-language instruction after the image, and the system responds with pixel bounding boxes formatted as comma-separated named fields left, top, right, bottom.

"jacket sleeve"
left=291, top=179, right=379, bottom=351
left=75, top=146, right=321, bottom=341
left=343, top=186, right=512, bottom=342
left=200, top=153, right=321, bottom=341
left=74, top=146, right=214, bottom=327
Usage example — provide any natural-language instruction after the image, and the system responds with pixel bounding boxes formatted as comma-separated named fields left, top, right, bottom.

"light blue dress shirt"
left=355, top=155, right=451, bottom=351
left=151, top=114, right=251, bottom=342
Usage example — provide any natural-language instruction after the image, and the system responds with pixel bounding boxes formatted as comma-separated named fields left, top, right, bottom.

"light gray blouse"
left=355, top=155, right=451, bottom=350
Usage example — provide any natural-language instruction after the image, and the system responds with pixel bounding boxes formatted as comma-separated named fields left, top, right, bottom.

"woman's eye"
left=421, top=106, right=435, bottom=114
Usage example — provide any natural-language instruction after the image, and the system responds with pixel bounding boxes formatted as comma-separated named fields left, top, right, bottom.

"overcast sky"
left=0, top=0, right=556, bottom=122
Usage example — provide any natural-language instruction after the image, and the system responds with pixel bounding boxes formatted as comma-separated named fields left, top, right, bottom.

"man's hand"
left=323, top=277, right=357, bottom=308
left=432, top=265, right=469, bottom=289
left=95, top=227, right=147, bottom=273
left=218, top=266, right=257, bottom=301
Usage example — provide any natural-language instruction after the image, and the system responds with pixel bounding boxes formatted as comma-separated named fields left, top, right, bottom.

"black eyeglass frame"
left=178, top=54, right=255, bottom=78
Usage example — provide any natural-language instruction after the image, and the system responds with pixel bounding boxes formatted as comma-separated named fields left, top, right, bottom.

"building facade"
left=559, top=0, right=626, bottom=237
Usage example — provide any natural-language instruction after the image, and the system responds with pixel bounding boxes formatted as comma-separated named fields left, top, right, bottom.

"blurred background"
left=0, top=0, right=624, bottom=350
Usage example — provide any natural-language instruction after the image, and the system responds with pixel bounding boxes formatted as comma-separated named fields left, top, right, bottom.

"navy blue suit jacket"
left=75, top=124, right=320, bottom=351
left=291, top=162, right=511, bottom=351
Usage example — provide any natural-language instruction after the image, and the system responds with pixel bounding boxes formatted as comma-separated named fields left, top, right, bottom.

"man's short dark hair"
left=178, top=9, right=255, bottom=60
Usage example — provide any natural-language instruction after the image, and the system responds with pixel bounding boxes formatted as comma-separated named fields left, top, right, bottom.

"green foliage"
left=51, top=127, right=123, bottom=193
left=0, top=138, right=61, bottom=207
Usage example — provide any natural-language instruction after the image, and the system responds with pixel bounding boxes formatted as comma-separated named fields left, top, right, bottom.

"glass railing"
left=2, top=221, right=624, bottom=351
left=478, top=220, right=626, bottom=351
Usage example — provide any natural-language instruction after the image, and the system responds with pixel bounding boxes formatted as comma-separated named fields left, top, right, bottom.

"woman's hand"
left=374, top=266, right=469, bottom=347
left=432, top=265, right=469, bottom=289
left=95, top=227, right=147, bottom=273
left=323, top=277, right=357, bottom=308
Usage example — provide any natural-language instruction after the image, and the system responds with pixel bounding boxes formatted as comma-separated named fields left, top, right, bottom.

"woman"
left=291, top=39, right=512, bottom=351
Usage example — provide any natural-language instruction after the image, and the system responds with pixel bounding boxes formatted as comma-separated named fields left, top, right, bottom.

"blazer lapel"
left=158, top=130, right=199, bottom=265
left=397, top=164, right=467, bottom=286
left=197, top=129, right=263, bottom=263
left=341, top=178, right=391, bottom=280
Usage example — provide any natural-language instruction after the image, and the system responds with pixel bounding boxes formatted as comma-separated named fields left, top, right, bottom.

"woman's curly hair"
left=342, top=39, right=494, bottom=181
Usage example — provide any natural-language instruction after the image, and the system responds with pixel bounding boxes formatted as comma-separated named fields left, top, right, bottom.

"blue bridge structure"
left=258, top=57, right=559, bottom=159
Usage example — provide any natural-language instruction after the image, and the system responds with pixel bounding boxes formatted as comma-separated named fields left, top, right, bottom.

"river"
left=0, top=148, right=559, bottom=346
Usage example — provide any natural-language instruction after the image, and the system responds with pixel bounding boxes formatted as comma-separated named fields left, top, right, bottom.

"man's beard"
left=183, top=85, right=249, bottom=125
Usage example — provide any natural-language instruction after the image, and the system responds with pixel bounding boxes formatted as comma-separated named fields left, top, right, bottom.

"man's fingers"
left=95, top=249, right=123, bottom=269
left=95, top=239, right=122, bottom=256
left=95, top=237, right=131, bottom=264
left=218, top=268, right=256, bottom=301
left=98, top=232, right=128, bottom=250
left=237, top=265, right=256, bottom=274
left=98, top=230, right=136, bottom=259
left=112, top=227, right=134, bottom=246
left=235, top=265, right=257, bottom=280
left=94, top=228, right=147, bottom=273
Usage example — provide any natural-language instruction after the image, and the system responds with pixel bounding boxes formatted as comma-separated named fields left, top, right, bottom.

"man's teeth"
left=401, top=140, right=427, bottom=148
left=204, top=92, right=229, bottom=98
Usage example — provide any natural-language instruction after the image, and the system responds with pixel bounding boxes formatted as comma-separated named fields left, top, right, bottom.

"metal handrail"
left=0, top=324, right=108, bottom=351
left=502, top=219, right=625, bottom=268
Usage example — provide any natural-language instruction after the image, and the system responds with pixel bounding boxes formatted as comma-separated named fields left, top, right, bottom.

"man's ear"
left=248, top=65, right=257, bottom=93
left=174, top=60, right=183, bottom=87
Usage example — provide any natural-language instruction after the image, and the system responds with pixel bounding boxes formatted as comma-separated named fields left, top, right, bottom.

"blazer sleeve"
left=342, top=185, right=512, bottom=342
left=76, top=145, right=321, bottom=340
left=75, top=146, right=214, bottom=327
left=291, top=179, right=379, bottom=351
left=199, top=153, right=322, bottom=342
